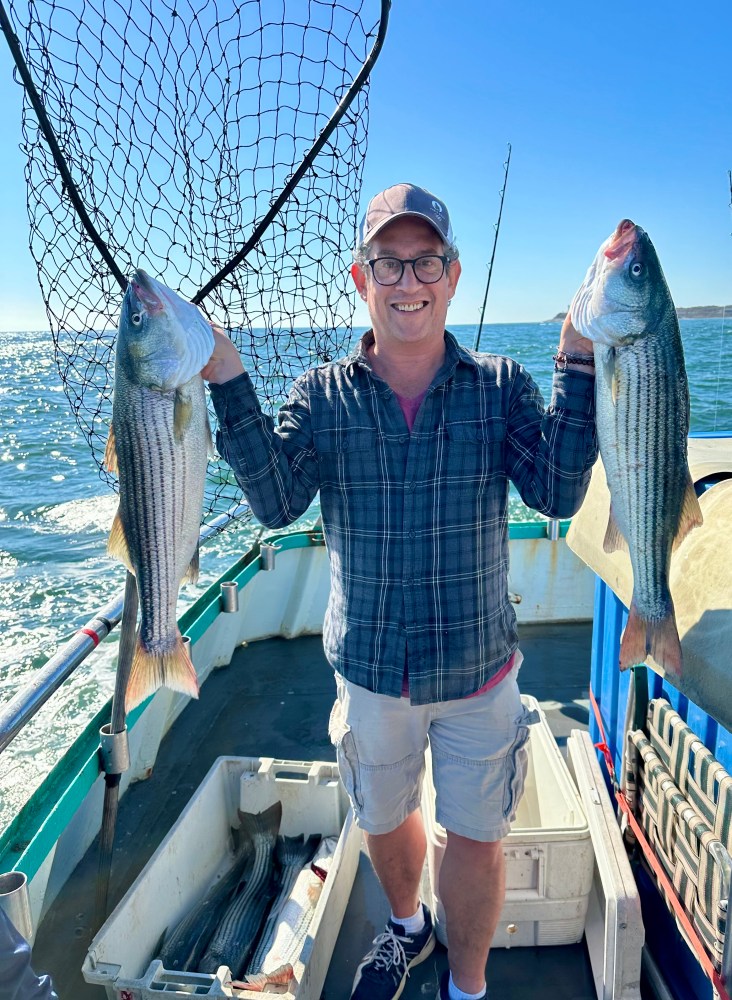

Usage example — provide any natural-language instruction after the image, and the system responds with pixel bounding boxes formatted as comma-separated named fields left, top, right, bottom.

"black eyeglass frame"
left=366, top=254, right=450, bottom=286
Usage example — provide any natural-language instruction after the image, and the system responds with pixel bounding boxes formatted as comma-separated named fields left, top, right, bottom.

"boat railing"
left=0, top=509, right=564, bottom=756
left=0, top=503, right=250, bottom=756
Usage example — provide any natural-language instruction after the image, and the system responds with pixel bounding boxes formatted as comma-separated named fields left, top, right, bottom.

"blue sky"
left=0, top=0, right=729, bottom=329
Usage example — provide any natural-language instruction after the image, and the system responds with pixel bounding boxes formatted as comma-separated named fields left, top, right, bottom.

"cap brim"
left=362, top=211, right=448, bottom=246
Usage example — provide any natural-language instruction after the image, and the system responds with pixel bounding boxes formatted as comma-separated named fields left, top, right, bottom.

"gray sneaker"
left=350, top=903, right=435, bottom=1000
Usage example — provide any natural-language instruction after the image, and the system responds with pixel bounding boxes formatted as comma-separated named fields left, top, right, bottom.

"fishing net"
left=3, top=0, right=384, bottom=523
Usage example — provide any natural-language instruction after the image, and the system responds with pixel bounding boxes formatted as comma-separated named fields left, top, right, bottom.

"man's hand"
left=201, top=325, right=245, bottom=384
left=557, top=312, right=594, bottom=357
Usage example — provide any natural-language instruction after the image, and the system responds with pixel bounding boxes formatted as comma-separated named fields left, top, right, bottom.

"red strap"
left=589, top=685, right=616, bottom=782
left=80, top=627, right=101, bottom=647
left=589, top=685, right=730, bottom=1000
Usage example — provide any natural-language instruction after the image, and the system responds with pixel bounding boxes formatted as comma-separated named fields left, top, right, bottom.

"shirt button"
left=408, top=529, right=416, bottom=538
left=399, top=436, right=408, bottom=444
left=407, top=481, right=416, bottom=491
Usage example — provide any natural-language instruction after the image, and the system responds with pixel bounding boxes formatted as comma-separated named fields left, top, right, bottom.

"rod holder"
left=220, top=580, right=239, bottom=613
left=99, top=723, right=130, bottom=776
left=0, top=870, right=34, bottom=944
left=546, top=519, right=560, bottom=541
left=260, top=543, right=279, bottom=571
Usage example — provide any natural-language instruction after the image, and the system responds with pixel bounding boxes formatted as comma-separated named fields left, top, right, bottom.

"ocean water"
left=0, top=319, right=730, bottom=828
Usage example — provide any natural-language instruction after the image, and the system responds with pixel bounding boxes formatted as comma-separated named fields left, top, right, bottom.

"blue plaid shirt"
left=210, top=331, right=597, bottom=704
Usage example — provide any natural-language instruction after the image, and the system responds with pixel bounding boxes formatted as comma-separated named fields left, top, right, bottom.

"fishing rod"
left=474, top=142, right=512, bottom=352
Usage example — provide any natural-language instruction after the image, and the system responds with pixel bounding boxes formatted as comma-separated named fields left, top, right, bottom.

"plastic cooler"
left=422, top=695, right=594, bottom=948
left=82, top=757, right=359, bottom=999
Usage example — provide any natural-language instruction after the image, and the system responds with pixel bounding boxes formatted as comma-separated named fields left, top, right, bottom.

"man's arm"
left=204, top=329, right=320, bottom=528
left=505, top=316, right=597, bottom=518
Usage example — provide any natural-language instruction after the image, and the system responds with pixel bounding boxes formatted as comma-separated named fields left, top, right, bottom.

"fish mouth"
left=603, top=219, right=638, bottom=261
left=129, top=269, right=166, bottom=315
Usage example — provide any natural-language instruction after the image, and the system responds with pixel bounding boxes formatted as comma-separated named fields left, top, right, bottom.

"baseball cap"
left=358, top=183, right=454, bottom=246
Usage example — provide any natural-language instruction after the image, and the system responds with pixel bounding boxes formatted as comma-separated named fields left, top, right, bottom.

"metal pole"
left=474, top=143, right=512, bottom=352
left=93, top=571, right=137, bottom=929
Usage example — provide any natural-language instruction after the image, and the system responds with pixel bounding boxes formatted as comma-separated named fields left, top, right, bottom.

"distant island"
left=549, top=305, right=731, bottom=322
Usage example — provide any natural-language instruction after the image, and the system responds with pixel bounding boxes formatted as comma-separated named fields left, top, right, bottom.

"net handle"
left=192, top=0, right=392, bottom=305
left=0, top=0, right=128, bottom=292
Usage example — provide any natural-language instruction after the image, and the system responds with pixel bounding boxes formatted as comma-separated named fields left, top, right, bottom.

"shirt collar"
left=341, top=329, right=479, bottom=378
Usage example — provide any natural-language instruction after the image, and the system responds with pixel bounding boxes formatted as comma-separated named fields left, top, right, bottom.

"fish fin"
left=107, top=508, right=135, bottom=572
left=611, top=367, right=620, bottom=404
left=672, top=475, right=704, bottom=551
left=124, top=633, right=199, bottom=711
left=182, top=544, right=200, bottom=585
left=602, top=505, right=628, bottom=554
left=619, top=601, right=682, bottom=677
left=103, top=424, right=118, bottom=474
left=234, top=966, right=295, bottom=992
left=205, top=416, right=215, bottom=458
left=173, top=389, right=193, bottom=442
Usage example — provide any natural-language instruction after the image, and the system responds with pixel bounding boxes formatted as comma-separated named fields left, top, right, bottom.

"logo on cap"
left=431, top=200, right=443, bottom=216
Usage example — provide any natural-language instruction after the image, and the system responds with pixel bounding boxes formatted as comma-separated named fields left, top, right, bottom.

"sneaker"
left=436, top=970, right=487, bottom=1000
left=350, top=903, right=436, bottom=1000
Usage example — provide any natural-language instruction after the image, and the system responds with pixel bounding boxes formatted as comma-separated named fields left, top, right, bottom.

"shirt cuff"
left=549, top=369, right=595, bottom=413
left=208, top=371, right=261, bottom=424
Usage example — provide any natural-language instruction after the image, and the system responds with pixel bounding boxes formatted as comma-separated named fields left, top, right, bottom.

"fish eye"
left=131, top=312, right=143, bottom=326
left=630, top=262, right=645, bottom=278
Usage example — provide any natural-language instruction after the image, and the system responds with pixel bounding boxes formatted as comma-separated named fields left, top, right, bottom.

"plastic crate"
left=423, top=695, right=594, bottom=948
left=82, top=757, right=359, bottom=999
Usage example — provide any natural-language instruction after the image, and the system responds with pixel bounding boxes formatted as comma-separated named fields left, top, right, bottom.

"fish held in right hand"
left=570, top=220, right=703, bottom=678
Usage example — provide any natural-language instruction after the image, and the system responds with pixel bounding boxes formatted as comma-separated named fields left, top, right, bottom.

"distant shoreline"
left=548, top=306, right=731, bottom=322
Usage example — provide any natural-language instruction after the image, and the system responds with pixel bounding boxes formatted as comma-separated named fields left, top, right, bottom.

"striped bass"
left=105, top=270, right=214, bottom=710
left=198, top=801, right=283, bottom=977
left=571, top=219, right=703, bottom=677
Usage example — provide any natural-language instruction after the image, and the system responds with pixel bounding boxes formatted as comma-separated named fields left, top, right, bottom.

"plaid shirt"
left=210, top=331, right=597, bottom=704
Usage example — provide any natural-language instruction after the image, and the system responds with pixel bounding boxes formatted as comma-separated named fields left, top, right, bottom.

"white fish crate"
left=423, top=696, right=594, bottom=948
left=82, top=757, right=359, bottom=1000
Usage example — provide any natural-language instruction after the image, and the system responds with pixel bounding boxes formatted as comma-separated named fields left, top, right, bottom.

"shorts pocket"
left=328, top=697, right=363, bottom=810
left=503, top=707, right=539, bottom=820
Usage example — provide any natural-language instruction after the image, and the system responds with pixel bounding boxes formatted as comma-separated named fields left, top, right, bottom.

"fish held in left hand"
left=571, top=219, right=703, bottom=677
left=105, top=269, right=214, bottom=710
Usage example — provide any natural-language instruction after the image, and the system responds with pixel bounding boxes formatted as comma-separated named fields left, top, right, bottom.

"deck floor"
left=32, top=621, right=597, bottom=999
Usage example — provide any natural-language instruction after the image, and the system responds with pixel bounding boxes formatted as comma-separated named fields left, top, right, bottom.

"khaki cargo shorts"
left=328, top=652, right=538, bottom=842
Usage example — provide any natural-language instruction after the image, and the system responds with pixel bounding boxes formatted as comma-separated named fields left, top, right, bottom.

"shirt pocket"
left=313, top=427, right=378, bottom=488
left=444, top=417, right=506, bottom=483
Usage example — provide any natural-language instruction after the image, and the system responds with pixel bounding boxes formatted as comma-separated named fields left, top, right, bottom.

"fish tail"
left=619, top=602, right=682, bottom=676
left=125, top=633, right=199, bottom=711
left=276, top=833, right=320, bottom=869
left=237, top=801, right=283, bottom=848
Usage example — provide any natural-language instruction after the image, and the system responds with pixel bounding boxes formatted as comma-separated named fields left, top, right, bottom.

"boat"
left=1, top=3, right=731, bottom=997
left=1, top=431, right=730, bottom=1000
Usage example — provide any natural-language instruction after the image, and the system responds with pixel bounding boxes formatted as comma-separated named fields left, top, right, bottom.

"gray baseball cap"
left=358, top=183, right=454, bottom=246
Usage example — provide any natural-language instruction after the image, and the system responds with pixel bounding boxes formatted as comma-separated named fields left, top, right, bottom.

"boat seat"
left=626, top=697, right=732, bottom=972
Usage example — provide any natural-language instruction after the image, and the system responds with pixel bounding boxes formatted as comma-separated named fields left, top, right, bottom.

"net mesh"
left=5, top=0, right=380, bottom=523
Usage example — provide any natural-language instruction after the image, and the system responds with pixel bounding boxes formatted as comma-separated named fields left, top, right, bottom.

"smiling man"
left=203, top=183, right=598, bottom=1000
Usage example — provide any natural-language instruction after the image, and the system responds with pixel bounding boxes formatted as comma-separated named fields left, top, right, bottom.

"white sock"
left=391, top=903, right=425, bottom=934
left=448, top=971, right=486, bottom=1000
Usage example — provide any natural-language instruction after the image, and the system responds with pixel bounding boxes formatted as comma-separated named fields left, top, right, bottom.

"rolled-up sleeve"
left=209, top=372, right=320, bottom=527
left=506, top=366, right=598, bottom=518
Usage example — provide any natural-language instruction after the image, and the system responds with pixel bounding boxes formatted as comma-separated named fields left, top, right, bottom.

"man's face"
left=351, top=216, right=461, bottom=350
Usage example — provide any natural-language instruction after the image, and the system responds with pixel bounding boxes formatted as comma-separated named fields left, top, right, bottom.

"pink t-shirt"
left=394, top=389, right=515, bottom=698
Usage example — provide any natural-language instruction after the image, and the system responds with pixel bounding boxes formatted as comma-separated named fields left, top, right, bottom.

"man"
left=203, top=183, right=597, bottom=1000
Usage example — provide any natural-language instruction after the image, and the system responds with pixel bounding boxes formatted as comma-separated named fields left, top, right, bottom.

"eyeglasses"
left=367, top=255, right=449, bottom=286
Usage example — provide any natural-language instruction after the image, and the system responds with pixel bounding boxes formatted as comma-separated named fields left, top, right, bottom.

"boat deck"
left=32, top=621, right=597, bottom=999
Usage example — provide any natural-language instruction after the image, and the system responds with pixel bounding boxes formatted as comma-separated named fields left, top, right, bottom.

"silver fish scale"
left=594, top=318, right=690, bottom=621
left=114, top=370, right=209, bottom=656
